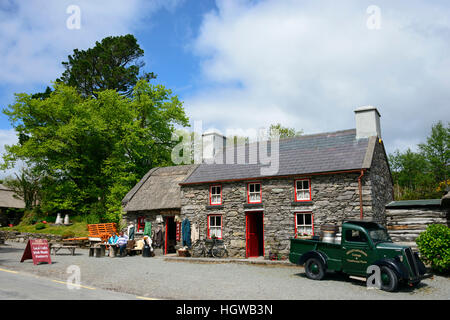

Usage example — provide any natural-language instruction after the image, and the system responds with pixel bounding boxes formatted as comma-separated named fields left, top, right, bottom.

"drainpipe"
left=358, top=169, right=365, bottom=220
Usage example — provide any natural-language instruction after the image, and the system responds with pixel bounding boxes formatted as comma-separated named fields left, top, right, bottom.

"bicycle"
left=191, top=237, right=228, bottom=258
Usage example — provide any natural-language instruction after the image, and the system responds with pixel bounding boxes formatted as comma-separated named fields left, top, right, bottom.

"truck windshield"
left=368, top=228, right=392, bottom=243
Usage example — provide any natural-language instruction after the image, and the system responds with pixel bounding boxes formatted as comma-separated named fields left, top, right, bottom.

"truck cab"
left=289, top=220, right=430, bottom=292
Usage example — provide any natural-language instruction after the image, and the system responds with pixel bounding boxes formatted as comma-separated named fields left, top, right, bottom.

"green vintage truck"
left=289, top=220, right=431, bottom=292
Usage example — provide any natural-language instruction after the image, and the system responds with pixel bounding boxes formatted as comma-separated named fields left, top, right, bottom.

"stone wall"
left=122, top=209, right=180, bottom=255
left=368, top=140, right=394, bottom=225
left=180, top=171, right=384, bottom=259
left=0, top=230, right=63, bottom=243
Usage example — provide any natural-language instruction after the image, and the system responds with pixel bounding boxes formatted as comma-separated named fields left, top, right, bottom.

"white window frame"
left=248, top=182, right=261, bottom=203
left=208, top=215, right=222, bottom=239
left=210, top=185, right=222, bottom=205
left=295, top=179, right=311, bottom=201
left=295, top=212, right=314, bottom=237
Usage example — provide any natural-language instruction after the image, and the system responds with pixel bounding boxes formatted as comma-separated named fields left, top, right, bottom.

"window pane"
left=255, top=184, right=260, bottom=192
left=304, top=214, right=312, bottom=225
left=249, top=184, right=254, bottom=192
left=303, top=180, right=309, bottom=190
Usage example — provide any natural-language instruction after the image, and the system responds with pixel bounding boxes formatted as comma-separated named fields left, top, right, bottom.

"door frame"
left=164, top=216, right=175, bottom=255
left=245, top=210, right=264, bottom=258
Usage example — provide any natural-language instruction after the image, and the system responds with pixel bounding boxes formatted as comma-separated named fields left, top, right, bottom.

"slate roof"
left=0, top=184, right=26, bottom=209
left=121, top=165, right=199, bottom=212
left=182, top=129, right=374, bottom=185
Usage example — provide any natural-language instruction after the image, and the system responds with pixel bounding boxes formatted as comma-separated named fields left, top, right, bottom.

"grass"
left=0, top=221, right=89, bottom=238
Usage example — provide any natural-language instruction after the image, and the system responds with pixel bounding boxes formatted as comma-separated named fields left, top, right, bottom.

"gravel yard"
left=1, top=242, right=449, bottom=300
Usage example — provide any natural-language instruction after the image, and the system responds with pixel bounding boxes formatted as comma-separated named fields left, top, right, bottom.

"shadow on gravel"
left=0, top=245, right=24, bottom=254
left=293, top=270, right=431, bottom=293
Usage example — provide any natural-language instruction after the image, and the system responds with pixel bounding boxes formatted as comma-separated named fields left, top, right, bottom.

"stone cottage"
left=0, top=184, right=25, bottom=227
left=123, top=106, right=394, bottom=259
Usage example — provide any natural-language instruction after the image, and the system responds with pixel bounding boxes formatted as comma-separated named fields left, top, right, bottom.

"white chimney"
left=354, top=106, right=381, bottom=139
left=202, top=130, right=226, bottom=164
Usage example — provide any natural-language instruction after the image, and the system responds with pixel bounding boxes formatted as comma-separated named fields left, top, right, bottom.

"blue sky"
left=1, top=0, right=449, bottom=178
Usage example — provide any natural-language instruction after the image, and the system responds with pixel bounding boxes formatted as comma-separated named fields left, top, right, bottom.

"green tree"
left=269, top=123, right=303, bottom=139
left=1, top=80, right=188, bottom=222
left=418, top=121, right=450, bottom=187
left=57, top=34, right=155, bottom=97
left=3, top=166, right=41, bottom=210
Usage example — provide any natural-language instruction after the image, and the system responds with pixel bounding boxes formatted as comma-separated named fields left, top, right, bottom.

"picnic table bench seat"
left=49, top=244, right=76, bottom=256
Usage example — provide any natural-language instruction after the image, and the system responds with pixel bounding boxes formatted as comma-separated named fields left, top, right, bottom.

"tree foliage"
left=389, top=121, right=449, bottom=200
left=269, top=123, right=303, bottom=139
left=57, top=34, right=156, bottom=97
left=1, top=80, right=188, bottom=222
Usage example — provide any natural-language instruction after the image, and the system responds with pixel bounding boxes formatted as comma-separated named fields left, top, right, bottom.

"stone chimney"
left=354, top=106, right=381, bottom=139
left=202, top=130, right=226, bottom=164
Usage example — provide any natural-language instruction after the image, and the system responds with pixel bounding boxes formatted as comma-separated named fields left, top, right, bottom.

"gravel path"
left=1, top=242, right=449, bottom=300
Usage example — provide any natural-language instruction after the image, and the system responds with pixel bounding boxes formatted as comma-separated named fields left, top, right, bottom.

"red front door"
left=246, top=212, right=264, bottom=257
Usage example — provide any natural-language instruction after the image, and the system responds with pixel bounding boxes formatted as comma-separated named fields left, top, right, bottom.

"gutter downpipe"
left=358, top=169, right=365, bottom=220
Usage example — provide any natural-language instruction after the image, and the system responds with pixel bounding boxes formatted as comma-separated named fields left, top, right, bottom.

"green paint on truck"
left=289, top=220, right=432, bottom=292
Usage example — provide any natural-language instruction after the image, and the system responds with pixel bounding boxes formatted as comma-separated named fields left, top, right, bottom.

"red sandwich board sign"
left=20, top=239, right=52, bottom=265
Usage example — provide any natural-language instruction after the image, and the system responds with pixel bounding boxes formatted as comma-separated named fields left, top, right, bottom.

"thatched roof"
left=122, top=165, right=199, bottom=213
left=0, top=184, right=26, bottom=209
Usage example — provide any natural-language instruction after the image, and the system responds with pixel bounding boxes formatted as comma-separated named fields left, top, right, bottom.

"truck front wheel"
left=305, top=258, right=325, bottom=280
left=380, top=266, right=398, bottom=292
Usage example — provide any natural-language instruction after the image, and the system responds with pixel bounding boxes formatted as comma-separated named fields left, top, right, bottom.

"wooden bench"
left=87, top=223, right=117, bottom=243
left=89, top=243, right=107, bottom=257
left=50, top=244, right=76, bottom=256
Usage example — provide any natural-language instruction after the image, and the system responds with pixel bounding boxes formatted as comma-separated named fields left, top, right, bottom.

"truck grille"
left=404, top=248, right=419, bottom=278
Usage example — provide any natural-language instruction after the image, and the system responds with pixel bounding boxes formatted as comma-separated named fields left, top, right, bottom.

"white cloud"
left=185, top=0, right=450, bottom=154
left=0, top=0, right=184, bottom=86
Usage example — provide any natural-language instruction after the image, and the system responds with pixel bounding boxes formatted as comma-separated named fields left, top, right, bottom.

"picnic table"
left=50, top=244, right=76, bottom=256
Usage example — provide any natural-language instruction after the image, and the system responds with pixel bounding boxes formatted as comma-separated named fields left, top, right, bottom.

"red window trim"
left=294, top=212, right=314, bottom=238
left=209, top=184, right=223, bottom=205
left=137, top=216, right=146, bottom=233
left=207, top=214, right=223, bottom=239
left=247, top=182, right=262, bottom=204
left=294, top=178, right=312, bottom=202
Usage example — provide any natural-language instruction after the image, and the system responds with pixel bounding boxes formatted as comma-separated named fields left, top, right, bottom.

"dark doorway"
left=246, top=211, right=264, bottom=257
left=165, top=216, right=177, bottom=254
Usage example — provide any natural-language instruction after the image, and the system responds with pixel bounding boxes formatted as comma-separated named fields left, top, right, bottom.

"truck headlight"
left=397, top=255, right=403, bottom=262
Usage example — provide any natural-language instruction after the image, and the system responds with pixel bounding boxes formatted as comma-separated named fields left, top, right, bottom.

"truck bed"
left=289, top=238, right=342, bottom=271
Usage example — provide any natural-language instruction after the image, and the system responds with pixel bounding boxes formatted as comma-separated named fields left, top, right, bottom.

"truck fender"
left=298, top=251, right=328, bottom=270
left=372, top=259, right=408, bottom=280
left=413, top=252, right=427, bottom=275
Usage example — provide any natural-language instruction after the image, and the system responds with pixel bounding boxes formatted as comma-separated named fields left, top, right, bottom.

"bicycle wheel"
left=212, top=247, right=227, bottom=258
left=191, top=241, right=205, bottom=257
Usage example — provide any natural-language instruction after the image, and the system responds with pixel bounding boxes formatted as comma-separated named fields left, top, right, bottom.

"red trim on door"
left=245, top=211, right=264, bottom=258
left=294, top=178, right=311, bottom=202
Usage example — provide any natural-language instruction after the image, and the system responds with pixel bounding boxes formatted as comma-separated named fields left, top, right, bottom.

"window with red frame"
left=209, top=185, right=222, bottom=205
left=295, top=212, right=314, bottom=237
left=137, top=216, right=146, bottom=233
left=208, top=215, right=222, bottom=239
left=295, top=179, right=311, bottom=201
left=247, top=183, right=261, bottom=203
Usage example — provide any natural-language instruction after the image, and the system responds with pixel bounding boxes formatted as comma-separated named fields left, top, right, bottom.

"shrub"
left=416, top=224, right=450, bottom=274
left=35, top=222, right=46, bottom=230
left=61, top=231, right=75, bottom=239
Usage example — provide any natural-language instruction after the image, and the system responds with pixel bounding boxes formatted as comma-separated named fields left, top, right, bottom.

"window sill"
left=205, top=205, right=224, bottom=210
left=292, top=201, right=313, bottom=206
